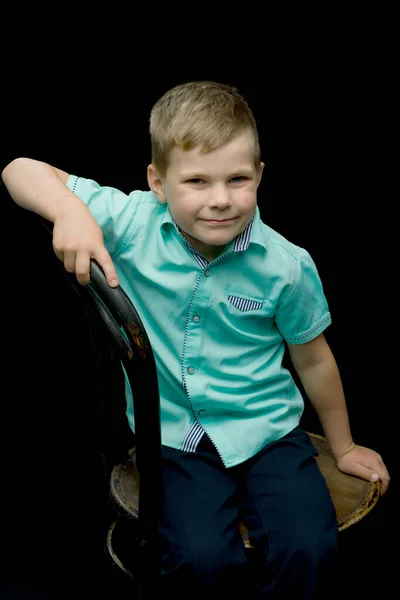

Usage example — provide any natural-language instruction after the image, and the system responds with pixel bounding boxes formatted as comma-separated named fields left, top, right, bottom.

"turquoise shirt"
left=67, top=175, right=331, bottom=467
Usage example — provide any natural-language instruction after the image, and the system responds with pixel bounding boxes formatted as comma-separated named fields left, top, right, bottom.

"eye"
left=187, top=178, right=205, bottom=185
left=230, top=176, right=247, bottom=183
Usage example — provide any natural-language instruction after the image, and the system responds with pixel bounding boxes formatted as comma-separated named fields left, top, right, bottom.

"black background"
left=0, top=40, right=396, bottom=599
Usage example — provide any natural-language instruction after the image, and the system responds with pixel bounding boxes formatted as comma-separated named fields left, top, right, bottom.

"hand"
left=52, top=201, right=119, bottom=287
left=336, top=444, right=390, bottom=496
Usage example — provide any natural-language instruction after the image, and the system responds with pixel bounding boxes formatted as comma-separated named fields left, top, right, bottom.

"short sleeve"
left=66, top=175, right=139, bottom=257
left=275, top=247, right=331, bottom=344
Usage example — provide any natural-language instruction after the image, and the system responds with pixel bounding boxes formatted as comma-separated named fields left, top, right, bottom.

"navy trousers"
left=158, top=425, right=342, bottom=600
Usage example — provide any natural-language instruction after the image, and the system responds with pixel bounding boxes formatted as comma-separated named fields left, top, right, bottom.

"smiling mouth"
left=202, top=217, right=237, bottom=222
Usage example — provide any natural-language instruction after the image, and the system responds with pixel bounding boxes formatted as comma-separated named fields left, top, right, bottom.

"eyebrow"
left=181, top=169, right=254, bottom=179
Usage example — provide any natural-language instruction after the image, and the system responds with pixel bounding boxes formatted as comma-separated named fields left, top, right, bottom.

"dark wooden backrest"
left=38, top=217, right=163, bottom=541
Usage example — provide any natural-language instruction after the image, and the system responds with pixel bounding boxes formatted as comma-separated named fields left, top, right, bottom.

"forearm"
left=1, top=157, right=80, bottom=222
left=296, top=355, right=355, bottom=459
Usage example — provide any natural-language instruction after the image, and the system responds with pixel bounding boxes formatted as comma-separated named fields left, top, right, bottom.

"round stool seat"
left=108, top=431, right=380, bottom=566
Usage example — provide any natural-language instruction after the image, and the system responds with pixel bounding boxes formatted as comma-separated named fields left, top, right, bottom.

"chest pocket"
left=228, top=295, right=263, bottom=312
left=221, top=291, right=273, bottom=343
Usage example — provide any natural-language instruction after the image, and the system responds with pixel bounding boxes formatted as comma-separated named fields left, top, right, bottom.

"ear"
left=147, top=163, right=167, bottom=203
left=256, top=162, right=265, bottom=188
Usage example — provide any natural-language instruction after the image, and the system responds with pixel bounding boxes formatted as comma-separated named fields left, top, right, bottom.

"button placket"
left=183, top=267, right=212, bottom=415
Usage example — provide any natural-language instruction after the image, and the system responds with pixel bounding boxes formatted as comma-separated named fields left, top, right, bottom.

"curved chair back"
left=38, top=217, right=162, bottom=598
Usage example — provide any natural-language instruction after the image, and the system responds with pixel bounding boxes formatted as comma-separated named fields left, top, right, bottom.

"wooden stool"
left=106, top=431, right=381, bottom=576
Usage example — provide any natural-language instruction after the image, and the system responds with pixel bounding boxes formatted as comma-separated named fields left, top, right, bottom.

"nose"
left=208, top=184, right=231, bottom=208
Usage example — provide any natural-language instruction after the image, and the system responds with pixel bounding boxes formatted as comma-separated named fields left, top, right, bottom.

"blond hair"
left=149, top=80, right=261, bottom=176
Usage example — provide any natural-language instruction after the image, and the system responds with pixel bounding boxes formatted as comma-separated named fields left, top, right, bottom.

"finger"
left=379, top=475, right=390, bottom=496
left=93, top=247, right=119, bottom=287
left=360, top=460, right=391, bottom=496
left=52, top=241, right=64, bottom=263
left=359, top=465, right=390, bottom=496
left=63, top=251, right=77, bottom=274
left=343, top=463, right=380, bottom=484
left=54, top=249, right=64, bottom=263
left=75, top=252, right=91, bottom=286
left=374, top=467, right=391, bottom=496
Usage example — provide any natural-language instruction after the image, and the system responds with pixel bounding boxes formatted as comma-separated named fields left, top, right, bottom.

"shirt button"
left=187, top=366, right=195, bottom=374
left=198, top=409, right=207, bottom=416
left=193, top=315, right=200, bottom=322
left=204, top=269, right=211, bottom=277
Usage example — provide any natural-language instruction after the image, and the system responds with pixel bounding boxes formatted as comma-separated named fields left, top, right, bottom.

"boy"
left=1, top=81, right=390, bottom=599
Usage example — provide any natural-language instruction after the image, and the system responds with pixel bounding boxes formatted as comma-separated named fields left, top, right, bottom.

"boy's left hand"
left=336, top=445, right=390, bottom=496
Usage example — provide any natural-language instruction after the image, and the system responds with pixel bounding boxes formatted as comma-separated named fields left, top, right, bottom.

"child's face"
left=148, top=130, right=264, bottom=261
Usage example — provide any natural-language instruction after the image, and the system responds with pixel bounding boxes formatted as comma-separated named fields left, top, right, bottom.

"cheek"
left=169, top=198, right=197, bottom=228
left=176, top=193, right=202, bottom=218
left=237, top=190, right=257, bottom=210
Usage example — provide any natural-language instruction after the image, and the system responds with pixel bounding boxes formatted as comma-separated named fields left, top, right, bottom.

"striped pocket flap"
left=228, top=295, right=263, bottom=312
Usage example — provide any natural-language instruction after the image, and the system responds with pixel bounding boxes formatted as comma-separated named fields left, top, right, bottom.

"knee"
left=282, top=524, right=339, bottom=568
left=161, top=535, right=247, bottom=589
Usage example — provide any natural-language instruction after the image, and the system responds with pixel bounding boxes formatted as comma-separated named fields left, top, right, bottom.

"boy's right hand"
left=52, top=202, right=119, bottom=287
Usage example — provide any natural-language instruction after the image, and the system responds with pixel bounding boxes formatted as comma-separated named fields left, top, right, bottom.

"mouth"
left=201, top=217, right=237, bottom=224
